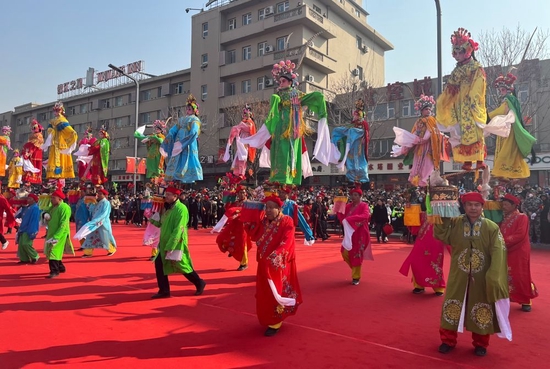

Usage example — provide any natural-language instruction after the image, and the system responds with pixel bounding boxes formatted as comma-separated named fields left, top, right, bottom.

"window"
left=68, top=106, right=76, bottom=115
left=80, top=103, right=88, bottom=114
left=242, top=46, right=252, bottom=60
left=401, top=100, right=414, bottom=117
left=258, top=41, right=267, bottom=56
left=142, top=90, right=151, bottom=101
left=201, top=53, right=208, bottom=64
left=115, top=117, right=125, bottom=128
left=276, top=36, right=287, bottom=51
left=356, top=66, right=364, bottom=81
left=242, top=80, right=252, bottom=93
left=354, top=8, right=361, bottom=17
left=356, top=35, right=362, bottom=49
left=387, top=101, right=395, bottom=119
left=202, top=22, right=208, bottom=37
left=228, top=83, right=236, bottom=96
left=173, top=82, right=184, bottom=94
left=257, top=77, right=265, bottom=90
left=201, top=85, right=208, bottom=100
left=371, top=103, right=387, bottom=121
left=228, top=18, right=236, bottom=30
left=114, top=137, right=129, bottom=149
left=141, top=112, right=152, bottom=123
left=276, top=1, right=289, bottom=13
left=313, top=4, right=322, bottom=13
left=258, top=8, right=266, bottom=20
left=517, top=83, right=529, bottom=103
left=227, top=50, right=236, bottom=64
left=242, top=13, right=252, bottom=26
left=102, top=99, right=110, bottom=109
left=115, top=96, right=123, bottom=107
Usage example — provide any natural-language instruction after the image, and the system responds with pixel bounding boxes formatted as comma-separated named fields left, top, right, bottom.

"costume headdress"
left=53, top=101, right=66, bottom=116
left=31, top=119, right=44, bottom=133
left=186, top=94, right=199, bottom=115
left=272, top=59, right=298, bottom=86
left=493, top=72, right=517, bottom=91
left=349, top=183, right=363, bottom=196
left=99, top=125, right=109, bottom=139
left=353, top=99, right=366, bottom=120
left=1, top=126, right=11, bottom=135
left=414, top=94, right=436, bottom=112
left=13, top=148, right=20, bottom=156
left=152, top=119, right=168, bottom=134
left=451, top=28, right=478, bottom=58
left=242, top=104, right=254, bottom=119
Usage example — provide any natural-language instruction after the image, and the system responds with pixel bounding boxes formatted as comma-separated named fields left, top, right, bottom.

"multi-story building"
left=1, top=0, right=393, bottom=190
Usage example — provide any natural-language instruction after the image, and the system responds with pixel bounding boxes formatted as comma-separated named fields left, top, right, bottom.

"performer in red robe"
left=22, top=119, right=44, bottom=184
left=76, top=128, right=97, bottom=181
left=245, top=195, right=302, bottom=336
left=499, top=193, right=538, bottom=312
left=0, top=189, right=16, bottom=249
left=337, top=187, right=373, bottom=285
left=399, top=212, right=446, bottom=295
left=88, top=127, right=109, bottom=186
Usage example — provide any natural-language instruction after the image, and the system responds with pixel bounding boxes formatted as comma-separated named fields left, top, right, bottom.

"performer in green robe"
left=241, top=60, right=331, bottom=185
left=44, top=190, right=74, bottom=278
left=434, top=192, right=511, bottom=357
left=148, top=186, right=206, bottom=298
left=134, top=119, right=166, bottom=178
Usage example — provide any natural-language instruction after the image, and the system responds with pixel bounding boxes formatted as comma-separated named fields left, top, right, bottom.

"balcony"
left=220, top=55, right=274, bottom=78
left=273, top=46, right=337, bottom=75
left=220, top=6, right=336, bottom=45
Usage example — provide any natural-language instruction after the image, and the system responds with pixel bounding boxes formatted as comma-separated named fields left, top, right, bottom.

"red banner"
left=137, top=158, right=146, bottom=174
left=125, top=157, right=135, bottom=174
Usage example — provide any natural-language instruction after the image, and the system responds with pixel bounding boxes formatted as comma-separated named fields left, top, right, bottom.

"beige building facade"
left=1, top=0, right=393, bottom=189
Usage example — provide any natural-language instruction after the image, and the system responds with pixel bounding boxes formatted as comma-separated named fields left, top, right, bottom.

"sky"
left=1, top=0, right=549, bottom=113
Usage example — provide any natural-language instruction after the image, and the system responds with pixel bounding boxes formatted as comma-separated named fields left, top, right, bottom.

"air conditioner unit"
left=265, top=45, right=274, bottom=53
left=265, top=78, right=274, bottom=87
left=362, top=45, right=369, bottom=53
left=306, top=75, right=315, bottom=83
left=201, top=62, right=208, bottom=68
left=351, top=68, right=359, bottom=76
left=265, top=6, right=274, bottom=15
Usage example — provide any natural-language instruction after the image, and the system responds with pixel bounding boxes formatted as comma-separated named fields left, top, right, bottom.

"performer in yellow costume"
left=43, top=102, right=78, bottom=180
left=437, top=28, right=487, bottom=171
left=7, top=149, right=23, bottom=189
left=488, top=73, right=536, bottom=179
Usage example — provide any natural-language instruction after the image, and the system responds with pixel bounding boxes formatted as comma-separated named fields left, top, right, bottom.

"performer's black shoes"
left=412, top=288, right=424, bottom=294
left=438, top=343, right=454, bottom=354
left=151, top=292, right=171, bottom=299
left=474, top=346, right=487, bottom=357
left=521, top=304, right=532, bottom=312
left=45, top=273, right=59, bottom=279
left=194, top=280, right=206, bottom=296
left=435, top=292, right=444, bottom=296
left=237, top=264, right=248, bottom=271
left=264, top=327, right=279, bottom=337
left=352, top=279, right=360, bottom=285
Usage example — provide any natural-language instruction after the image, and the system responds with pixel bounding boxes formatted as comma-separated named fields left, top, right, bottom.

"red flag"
left=137, top=158, right=146, bottom=174
left=217, top=147, right=226, bottom=164
left=126, top=157, right=136, bottom=173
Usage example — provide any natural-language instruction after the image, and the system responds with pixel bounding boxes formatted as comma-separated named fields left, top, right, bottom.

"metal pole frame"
left=435, top=0, right=443, bottom=96
left=108, top=64, right=140, bottom=195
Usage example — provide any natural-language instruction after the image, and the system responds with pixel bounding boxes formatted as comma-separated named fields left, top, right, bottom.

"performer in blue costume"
left=161, top=94, right=203, bottom=183
left=330, top=98, right=370, bottom=184
left=279, top=186, right=315, bottom=245
left=75, top=189, right=117, bottom=257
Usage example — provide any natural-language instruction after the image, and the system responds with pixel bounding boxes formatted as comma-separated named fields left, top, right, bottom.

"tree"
left=477, top=26, right=550, bottom=150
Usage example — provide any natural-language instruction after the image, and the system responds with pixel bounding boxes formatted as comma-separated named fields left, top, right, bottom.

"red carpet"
left=1, top=224, right=549, bottom=368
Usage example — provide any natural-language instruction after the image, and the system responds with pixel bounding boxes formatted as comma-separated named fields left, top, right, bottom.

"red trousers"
left=439, top=328, right=490, bottom=348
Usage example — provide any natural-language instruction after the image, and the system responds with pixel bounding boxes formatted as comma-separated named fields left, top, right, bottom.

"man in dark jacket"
left=311, top=195, right=329, bottom=241
left=372, top=198, right=390, bottom=243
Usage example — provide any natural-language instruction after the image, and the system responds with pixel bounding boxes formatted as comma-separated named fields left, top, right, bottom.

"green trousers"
left=18, top=233, right=39, bottom=262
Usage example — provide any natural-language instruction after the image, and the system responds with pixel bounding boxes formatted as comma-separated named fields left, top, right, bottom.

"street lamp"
left=108, top=63, right=140, bottom=195
left=185, top=8, right=202, bottom=13
left=435, top=0, right=443, bottom=96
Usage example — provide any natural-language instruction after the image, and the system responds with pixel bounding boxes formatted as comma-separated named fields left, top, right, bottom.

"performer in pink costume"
left=399, top=212, right=447, bottom=295
left=223, top=104, right=257, bottom=177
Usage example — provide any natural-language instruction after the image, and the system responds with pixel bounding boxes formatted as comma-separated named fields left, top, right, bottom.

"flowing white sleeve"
left=312, top=117, right=330, bottom=165
left=240, top=124, right=270, bottom=149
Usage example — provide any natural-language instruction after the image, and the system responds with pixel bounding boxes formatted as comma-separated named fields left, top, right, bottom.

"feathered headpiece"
left=353, top=98, right=366, bottom=120
left=242, top=104, right=254, bottom=119
left=152, top=119, right=167, bottom=133
left=2, top=126, right=12, bottom=134
left=186, top=94, right=199, bottom=115
left=99, top=125, right=109, bottom=138
left=13, top=148, right=20, bottom=155
left=414, top=94, right=436, bottom=112
left=53, top=101, right=66, bottom=116
left=494, top=72, right=517, bottom=91
left=31, top=119, right=43, bottom=133
left=272, top=59, right=298, bottom=86
left=451, top=28, right=478, bottom=57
